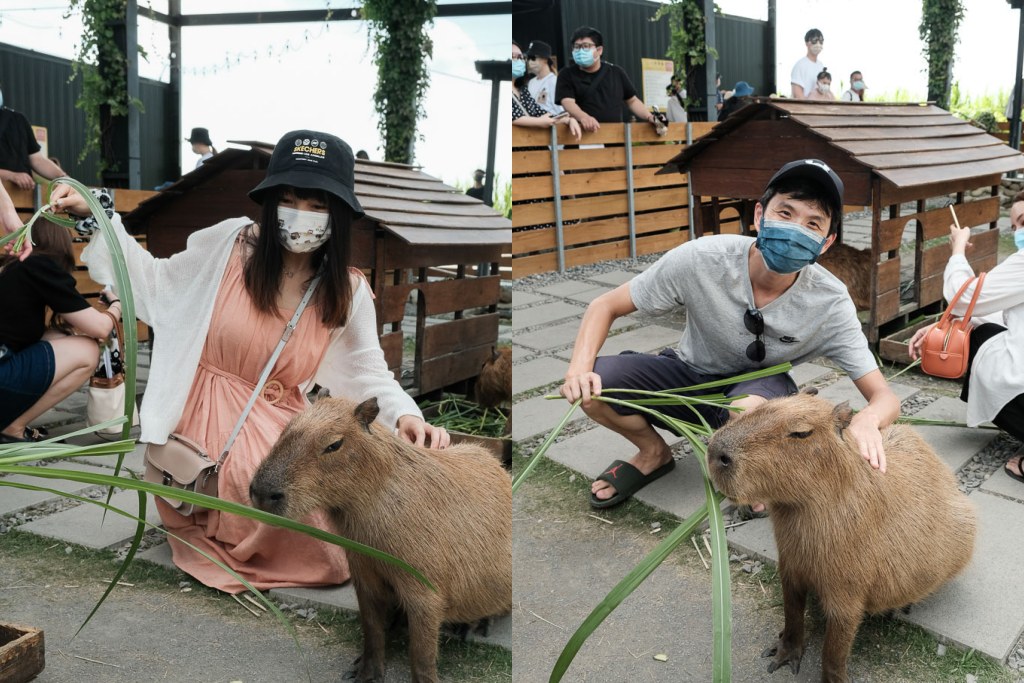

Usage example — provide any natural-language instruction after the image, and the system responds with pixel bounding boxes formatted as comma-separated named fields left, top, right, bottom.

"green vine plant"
left=654, top=0, right=719, bottom=110
left=919, top=0, right=965, bottom=110
left=66, top=0, right=146, bottom=175
left=362, top=0, right=437, bottom=164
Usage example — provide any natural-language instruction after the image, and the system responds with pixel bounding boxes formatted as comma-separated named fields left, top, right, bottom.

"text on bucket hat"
left=248, top=130, right=365, bottom=218
left=766, top=159, right=844, bottom=214
left=185, top=127, right=213, bottom=146
left=527, top=40, right=552, bottom=60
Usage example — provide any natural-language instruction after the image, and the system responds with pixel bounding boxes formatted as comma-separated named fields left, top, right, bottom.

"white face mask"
left=817, top=82, right=831, bottom=93
left=809, top=43, right=823, bottom=56
left=277, top=206, right=331, bottom=253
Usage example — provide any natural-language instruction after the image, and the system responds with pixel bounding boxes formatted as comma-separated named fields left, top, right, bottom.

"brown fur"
left=249, top=396, right=511, bottom=683
left=706, top=393, right=976, bottom=683
left=475, top=346, right=511, bottom=409
left=818, top=243, right=871, bottom=311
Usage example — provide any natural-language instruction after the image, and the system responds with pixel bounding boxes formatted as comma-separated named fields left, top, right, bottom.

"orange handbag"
left=921, top=272, right=986, bottom=379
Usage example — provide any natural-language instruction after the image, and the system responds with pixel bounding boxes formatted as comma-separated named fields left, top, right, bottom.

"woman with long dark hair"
left=51, top=130, right=450, bottom=592
left=0, top=219, right=122, bottom=443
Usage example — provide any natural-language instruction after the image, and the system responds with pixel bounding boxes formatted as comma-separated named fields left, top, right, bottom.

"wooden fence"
left=512, top=122, right=720, bottom=277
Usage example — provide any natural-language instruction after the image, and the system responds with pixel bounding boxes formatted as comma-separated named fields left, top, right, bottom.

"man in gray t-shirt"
left=560, top=159, right=900, bottom=509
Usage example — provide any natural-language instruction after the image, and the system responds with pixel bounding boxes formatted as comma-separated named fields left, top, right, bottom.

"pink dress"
left=158, top=243, right=348, bottom=593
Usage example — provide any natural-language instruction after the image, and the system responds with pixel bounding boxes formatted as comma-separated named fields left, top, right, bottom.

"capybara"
left=475, top=346, right=512, bottom=409
left=706, top=392, right=976, bottom=683
left=818, top=242, right=871, bottom=311
left=249, top=396, right=511, bottom=683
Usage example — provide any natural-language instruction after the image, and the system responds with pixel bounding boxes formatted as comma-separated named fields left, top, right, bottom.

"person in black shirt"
left=466, top=169, right=486, bottom=200
left=555, top=26, right=660, bottom=132
left=0, top=84, right=65, bottom=190
left=0, top=218, right=122, bottom=442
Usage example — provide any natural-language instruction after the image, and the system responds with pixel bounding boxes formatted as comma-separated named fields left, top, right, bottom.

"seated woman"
left=909, top=192, right=1024, bottom=481
left=0, top=218, right=122, bottom=443
left=51, top=129, right=451, bottom=594
left=807, top=69, right=836, bottom=101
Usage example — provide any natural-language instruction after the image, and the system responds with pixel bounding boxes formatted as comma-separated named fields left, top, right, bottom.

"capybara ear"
left=316, top=385, right=331, bottom=401
left=832, top=401, right=853, bottom=432
left=491, top=347, right=500, bottom=362
left=801, top=386, right=819, bottom=396
left=354, top=397, right=380, bottom=432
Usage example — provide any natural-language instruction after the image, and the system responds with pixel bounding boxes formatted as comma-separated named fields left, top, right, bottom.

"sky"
left=0, top=0, right=510, bottom=188
left=717, top=0, right=1021, bottom=100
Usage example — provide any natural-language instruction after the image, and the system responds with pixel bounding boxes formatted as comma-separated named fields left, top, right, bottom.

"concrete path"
left=511, top=239, right=1024, bottom=671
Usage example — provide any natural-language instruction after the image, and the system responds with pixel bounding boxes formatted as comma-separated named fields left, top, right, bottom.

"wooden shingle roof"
left=661, top=99, right=1024, bottom=187
left=125, top=143, right=511, bottom=247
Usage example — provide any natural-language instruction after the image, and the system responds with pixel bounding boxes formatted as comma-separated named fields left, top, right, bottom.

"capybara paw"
left=343, top=656, right=382, bottom=683
left=762, top=640, right=802, bottom=675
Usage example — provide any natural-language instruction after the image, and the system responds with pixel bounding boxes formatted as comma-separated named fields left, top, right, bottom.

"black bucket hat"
left=249, top=129, right=365, bottom=218
left=185, top=127, right=213, bottom=146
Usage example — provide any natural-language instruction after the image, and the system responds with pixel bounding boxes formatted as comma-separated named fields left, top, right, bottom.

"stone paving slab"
left=565, top=286, right=612, bottom=305
left=914, top=396, right=970, bottom=423
left=511, top=290, right=546, bottom=307
left=20, top=488, right=163, bottom=549
left=512, top=356, right=567, bottom=396
left=980, top=458, right=1024, bottom=502
left=902, top=491, right=1024, bottom=662
left=513, top=317, right=632, bottom=352
left=536, top=280, right=601, bottom=297
left=30, top=409, right=79, bottom=428
left=0, top=462, right=112, bottom=517
left=511, top=395, right=586, bottom=442
left=140, top=543, right=511, bottom=649
left=512, top=301, right=587, bottom=329
left=554, top=325, right=679, bottom=361
left=916, top=425, right=997, bottom=473
left=61, top=438, right=148, bottom=473
left=789, top=362, right=834, bottom=387
left=587, top=270, right=636, bottom=286
left=815, top=377, right=919, bottom=409
left=544, top=425, right=713, bottom=519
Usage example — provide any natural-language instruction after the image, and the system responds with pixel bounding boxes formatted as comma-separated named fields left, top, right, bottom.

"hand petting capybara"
left=706, top=392, right=976, bottom=683
left=818, top=242, right=871, bottom=311
left=249, top=396, right=511, bottom=683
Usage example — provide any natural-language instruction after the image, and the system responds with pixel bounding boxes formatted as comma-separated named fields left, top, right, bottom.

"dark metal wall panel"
left=714, top=13, right=774, bottom=99
left=0, top=42, right=173, bottom=188
left=139, top=79, right=178, bottom=189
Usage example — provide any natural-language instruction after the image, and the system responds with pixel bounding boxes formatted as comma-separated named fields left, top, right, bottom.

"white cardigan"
left=944, top=250, right=1024, bottom=426
left=82, top=214, right=421, bottom=444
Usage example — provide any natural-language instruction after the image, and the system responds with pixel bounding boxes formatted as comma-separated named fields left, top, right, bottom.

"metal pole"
left=126, top=0, right=141, bottom=189
left=169, top=0, right=182, bottom=178
left=624, top=123, right=637, bottom=260
left=483, top=77, right=500, bottom=207
left=704, top=0, right=718, bottom=121
left=550, top=126, right=565, bottom=273
left=1012, top=6, right=1024, bottom=155
left=686, top=122, right=695, bottom=238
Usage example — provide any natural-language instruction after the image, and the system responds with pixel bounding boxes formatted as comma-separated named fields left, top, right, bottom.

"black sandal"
left=1005, top=454, right=1024, bottom=484
left=23, top=427, right=47, bottom=442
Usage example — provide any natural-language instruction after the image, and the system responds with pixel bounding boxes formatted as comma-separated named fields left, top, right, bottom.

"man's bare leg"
left=583, top=401, right=673, bottom=501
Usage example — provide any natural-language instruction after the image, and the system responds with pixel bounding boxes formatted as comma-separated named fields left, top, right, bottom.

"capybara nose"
left=249, top=483, right=285, bottom=511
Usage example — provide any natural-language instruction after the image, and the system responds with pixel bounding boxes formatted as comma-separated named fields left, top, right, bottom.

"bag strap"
left=960, top=271, right=987, bottom=322
left=214, top=273, right=322, bottom=468
left=575, top=63, right=611, bottom=109
left=937, top=275, right=977, bottom=327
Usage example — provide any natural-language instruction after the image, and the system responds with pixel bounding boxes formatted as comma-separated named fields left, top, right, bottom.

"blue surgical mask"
left=512, top=60, right=526, bottom=78
left=1015, top=228, right=1024, bottom=251
left=756, top=217, right=827, bottom=274
left=573, top=48, right=596, bottom=68
left=852, top=80, right=865, bottom=91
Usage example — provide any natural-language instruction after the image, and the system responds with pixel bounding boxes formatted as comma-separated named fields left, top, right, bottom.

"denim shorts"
left=0, top=340, right=55, bottom=431
left=593, top=348, right=798, bottom=430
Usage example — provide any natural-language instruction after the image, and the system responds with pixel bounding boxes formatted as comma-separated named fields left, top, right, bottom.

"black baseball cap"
left=249, top=130, right=365, bottom=218
left=767, top=159, right=844, bottom=216
left=527, top=40, right=552, bottom=60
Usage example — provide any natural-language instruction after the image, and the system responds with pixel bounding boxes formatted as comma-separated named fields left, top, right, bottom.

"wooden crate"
left=878, top=316, right=939, bottom=364
left=0, top=622, right=44, bottom=683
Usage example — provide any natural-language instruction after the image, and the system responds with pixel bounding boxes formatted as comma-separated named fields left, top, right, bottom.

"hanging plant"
left=654, top=0, right=718, bottom=109
left=919, top=0, right=965, bottom=110
left=362, top=0, right=437, bottom=164
left=66, top=0, right=145, bottom=173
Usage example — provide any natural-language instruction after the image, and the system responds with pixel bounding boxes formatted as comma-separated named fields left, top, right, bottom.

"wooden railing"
left=512, top=122, right=720, bottom=277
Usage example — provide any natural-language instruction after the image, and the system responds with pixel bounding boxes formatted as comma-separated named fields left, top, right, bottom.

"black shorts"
left=593, top=348, right=798, bottom=430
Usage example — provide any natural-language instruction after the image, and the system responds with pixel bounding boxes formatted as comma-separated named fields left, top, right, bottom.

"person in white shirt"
left=790, top=28, right=826, bottom=99
left=841, top=71, right=868, bottom=102
left=186, top=127, right=216, bottom=169
left=665, top=75, right=687, bottom=123
left=526, top=40, right=563, bottom=115
left=909, top=192, right=1024, bottom=484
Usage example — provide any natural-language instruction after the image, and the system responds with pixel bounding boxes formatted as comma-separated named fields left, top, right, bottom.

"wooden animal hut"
left=659, top=99, right=1024, bottom=350
left=123, top=142, right=512, bottom=396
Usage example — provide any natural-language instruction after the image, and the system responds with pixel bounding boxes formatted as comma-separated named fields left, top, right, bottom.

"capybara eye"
left=323, top=438, right=344, bottom=453
left=789, top=430, right=813, bottom=439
